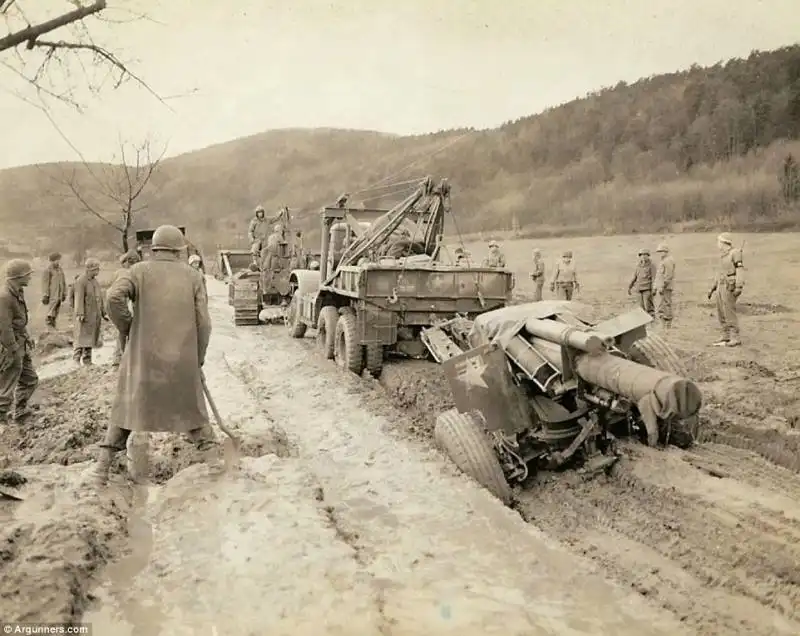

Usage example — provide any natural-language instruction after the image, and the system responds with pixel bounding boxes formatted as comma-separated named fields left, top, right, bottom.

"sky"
left=1, top=0, right=798, bottom=170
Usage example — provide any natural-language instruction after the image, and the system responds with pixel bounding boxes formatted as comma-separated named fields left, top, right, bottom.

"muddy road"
left=2, top=277, right=796, bottom=635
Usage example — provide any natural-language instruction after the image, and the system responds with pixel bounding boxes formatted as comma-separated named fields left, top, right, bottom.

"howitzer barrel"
left=523, top=318, right=606, bottom=355
left=574, top=353, right=702, bottom=421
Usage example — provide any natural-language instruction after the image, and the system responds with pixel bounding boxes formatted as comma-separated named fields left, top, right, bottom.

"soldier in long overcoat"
left=90, top=225, right=216, bottom=486
left=72, top=258, right=107, bottom=365
left=41, top=252, right=67, bottom=328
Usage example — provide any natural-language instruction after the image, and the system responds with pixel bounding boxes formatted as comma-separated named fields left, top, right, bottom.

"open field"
left=2, top=230, right=799, bottom=635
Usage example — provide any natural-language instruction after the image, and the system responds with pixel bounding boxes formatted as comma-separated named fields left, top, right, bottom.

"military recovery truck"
left=284, top=177, right=515, bottom=378
left=420, top=301, right=703, bottom=504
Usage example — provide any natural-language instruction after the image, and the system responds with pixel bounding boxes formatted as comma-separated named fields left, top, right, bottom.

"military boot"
left=90, top=448, right=115, bottom=486
left=13, top=404, right=35, bottom=423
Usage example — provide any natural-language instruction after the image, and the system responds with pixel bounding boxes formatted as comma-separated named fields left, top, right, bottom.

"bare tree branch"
left=0, top=0, right=107, bottom=51
left=51, top=135, right=167, bottom=252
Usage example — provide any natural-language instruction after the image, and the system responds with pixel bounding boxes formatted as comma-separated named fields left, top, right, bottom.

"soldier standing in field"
left=482, top=241, right=506, bottom=268
left=72, top=258, right=108, bottom=366
left=0, top=260, right=38, bottom=424
left=550, top=250, right=580, bottom=300
left=90, top=224, right=217, bottom=486
left=109, top=250, right=140, bottom=367
left=654, top=243, right=676, bottom=328
left=530, top=248, right=545, bottom=301
left=627, top=248, right=657, bottom=317
left=708, top=232, right=745, bottom=347
left=41, top=252, right=67, bottom=329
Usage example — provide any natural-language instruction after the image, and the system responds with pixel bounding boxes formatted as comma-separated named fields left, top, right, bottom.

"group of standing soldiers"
left=0, top=225, right=219, bottom=488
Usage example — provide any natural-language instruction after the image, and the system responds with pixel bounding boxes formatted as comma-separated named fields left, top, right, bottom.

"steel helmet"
left=254, top=205, right=265, bottom=215
left=4, top=259, right=33, bottom=280
left=48, top=252, right=62, bottom=262
left=120, top=249, right=140, bottom=265
left=638, top=248, right=650, bottom=256
left=188, top=254, right=201, bottom=266
left=562, top=250, right=573, bottom=258
left=656, top=243, right=669, bottom=253
left=717, top=232, right=733, bottom=245
left=151, top=225, right=186, bottom=251
left=85, top=258, right=101, bottom=270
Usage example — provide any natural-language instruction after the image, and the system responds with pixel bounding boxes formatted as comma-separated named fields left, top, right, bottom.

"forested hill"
left=1, top=44, right=799, bottom=259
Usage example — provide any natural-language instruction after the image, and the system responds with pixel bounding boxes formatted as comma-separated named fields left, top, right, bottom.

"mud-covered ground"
left=374, top=231, right=800, bottom=636
left=3, top=230, right=799, bottom=635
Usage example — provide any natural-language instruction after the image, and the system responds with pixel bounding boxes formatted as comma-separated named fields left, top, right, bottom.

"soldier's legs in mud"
left=643, top=290, right=655, bottom=317
left=720, top=287, right=741, bottom=345
left=12, top=353, right=38, bottom=420
left=533, top=281, right=544, bottom=302
left=111, top=335, right=123, bottom=367
left=186, top=422, right=218, bottom=451
left=91, top=424, right=131, bottom=485
left=73, top=347, right=92, bottom=365
left=657, top=289, right=673, bottom=327
left=0, top=353, right=23, bottom=422
left=46, top=299, right=61, bottom=328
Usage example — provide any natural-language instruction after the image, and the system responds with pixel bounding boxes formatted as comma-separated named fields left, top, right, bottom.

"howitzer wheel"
left=316, top=306, right=338, bottom=360
left=286, top=292, right=307, bottom=338
left=364, top=343, right=383, bottom=379
left=334, top=310, right=364, bottom=375
left=630, top=333, right=697, bottom=449
left=434, top=409, right=512, bottom=505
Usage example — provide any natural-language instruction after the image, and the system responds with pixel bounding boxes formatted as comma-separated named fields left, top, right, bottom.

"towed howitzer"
left=422, top=301, right=702, bottom=504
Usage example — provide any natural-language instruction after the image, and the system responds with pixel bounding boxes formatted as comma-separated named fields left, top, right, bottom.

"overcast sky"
left=1, top=0, right=798, bottom=170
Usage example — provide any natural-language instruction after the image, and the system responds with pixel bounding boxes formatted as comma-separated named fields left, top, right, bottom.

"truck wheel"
left=364, top=343, right=384, bottom=378
left=434, top=408, right=512, bottom=505
left=316, top=306, right=338, bottom=360
left=286, top=292, right=307, bottom=339
left=630, top=333, right=697, bottom=449
left=334, top=311, right=364, bottom=375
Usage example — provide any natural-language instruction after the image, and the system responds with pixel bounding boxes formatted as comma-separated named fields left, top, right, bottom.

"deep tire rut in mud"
left=375, top=354, right=800, bottom=636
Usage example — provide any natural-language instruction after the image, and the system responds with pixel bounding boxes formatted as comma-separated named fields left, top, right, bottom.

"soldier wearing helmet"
left=41, top=251, right=67, bottom=329
left=248, top=206, right=269, bottom=261
left=627, top=248, right=657, bottom=317
left=654, top=243, right=676, bottom=328
left=708, top=232, right=745, bottom=346
left=530, top=248, right=545, bottom=301
left=91, top=224, right=217, bottom=486
left=482, top=240, right=506, bottom=268
left=550, top=250, right=580, bottom=300
left=72, top=258, right=108, bottom=366
left=108, top=250, right=141, bottom=367
left=0, top=259, right=38, bottom=423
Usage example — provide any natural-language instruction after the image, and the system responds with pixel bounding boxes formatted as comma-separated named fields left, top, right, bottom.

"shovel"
left=200, top=370, right=241, bottom=471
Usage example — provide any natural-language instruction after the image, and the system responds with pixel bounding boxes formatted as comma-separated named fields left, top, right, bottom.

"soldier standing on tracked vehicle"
left=247, top=206, right=269, bottom=263
left=109, top=250, right=140, bottom=367
left=41, top=252, right=67, bottom=329
left=627, top=248, right=657, bottom=317
left=0, top=260, right=38, bottom=424
left=90, top=224, right=217, bottom=486
left=482, top=240, right=506, bottom=267
left=530, top=248, right=545, bottom=301
left=708, top=232, right=745, bottom=347
left=654, top=243, right=676, bottom=328
left=550, top=250, right=580, bottom=300
left=72, top=258, right=108, bottom=366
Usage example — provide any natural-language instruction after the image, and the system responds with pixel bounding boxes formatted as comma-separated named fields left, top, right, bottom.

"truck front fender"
left=288, top=269, right=322, bottom=296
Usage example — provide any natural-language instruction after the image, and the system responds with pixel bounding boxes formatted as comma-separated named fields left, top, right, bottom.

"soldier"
left=90, top=224, right=217, bottom=486
left=708, top=232, right=745, bottom=347
left=453, top=247, right=471, bottom=266
left=247, top=206, right=269, bottom=262
left=550, top=250, right=580, bottom=300
left=260, top=223, right=284, bottom=270
left=289, top=231, right=304, bottom=269
left=530, top=248, right=546, bottom=301
left=0, top=260, right=38, bottom=424
left=109, top=250, right=141, bottom=367
left=654, top=243, right=676, bottom=328
left=41, top=252, right=67, bottom=329
left=189, top=254, right=208, bottom=296
left=482, top=240, right=506, bottom=268
left=72, top=258, right=108, bottom=366
left=627, top=248, right=657, bottom=317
